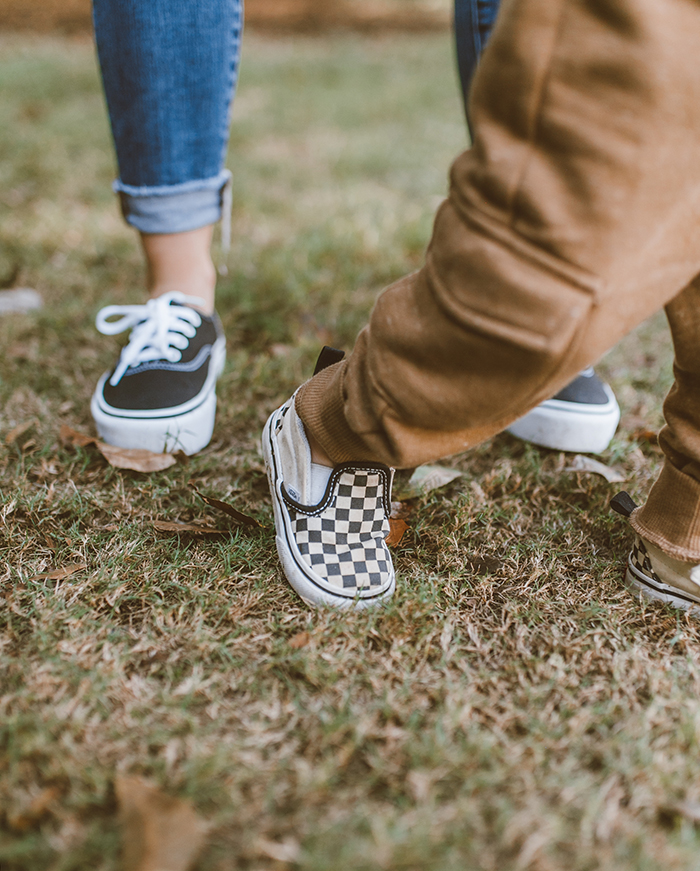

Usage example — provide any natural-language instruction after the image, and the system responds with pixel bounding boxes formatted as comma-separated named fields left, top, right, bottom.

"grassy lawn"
left=1, top=29, right=697, bottom=871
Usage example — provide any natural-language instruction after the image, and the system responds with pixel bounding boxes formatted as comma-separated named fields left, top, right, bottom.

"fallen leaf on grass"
left=116, top=775, right=208, bottom=871
left=565, top=454, right=626, bottom=483
left=628, top=427, right=662, bottom=453
left=152, top=520, right=230, bottom=537
left=289, top=631, right=310, bottom=649
left=257, top=837, right=301, bottom=863
left=671, top=800, right=700, bottom=823
left=189, top=483, right=262, bottom=528
left=60, top=425, right=177, bottom=472
left=386, top=518, right=409, bottom=547
left=5, top=418, right=38, bottom=446
left=629, top=427, right=658, bottom=444
left=59, top=425, right=93, bottom=448
left=96, top=442, right=177, bottom=473
left=393, top=464, right=463, bottom=500
left=7, top=786, right=62, bottom=831
left=29, top=563, right=86, bottom=582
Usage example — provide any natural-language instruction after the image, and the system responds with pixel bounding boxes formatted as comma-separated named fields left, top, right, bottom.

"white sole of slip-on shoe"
left=625, top=535, right=700, bottom=614
left=263, top=399, right=396, bottom=609
left=612, top=491, right=700, bottom=615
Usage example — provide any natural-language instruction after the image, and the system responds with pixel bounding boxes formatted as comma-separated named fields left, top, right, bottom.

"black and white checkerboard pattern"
left=630, top=537, right=661, bottom=583
left=287, top=469, right=391, bottom=593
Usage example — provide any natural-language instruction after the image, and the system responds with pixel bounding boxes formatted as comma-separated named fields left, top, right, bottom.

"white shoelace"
left=96, top=291, right=205, bottom=387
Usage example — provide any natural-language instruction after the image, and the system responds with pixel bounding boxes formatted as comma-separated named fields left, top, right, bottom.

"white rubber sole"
left=262, top=407, right=395, bottom=609
left=90, top=339, right=225, bottom=456
left=506, top=384, right=620, bottom=453
left=624, top=563, right=700, bottom=614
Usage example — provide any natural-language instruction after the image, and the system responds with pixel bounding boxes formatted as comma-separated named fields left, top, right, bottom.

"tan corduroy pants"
left=296, top=0, right=700, bottom=561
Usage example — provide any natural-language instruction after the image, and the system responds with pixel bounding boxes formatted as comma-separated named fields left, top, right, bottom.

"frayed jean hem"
left=115, top=169, right=232, bottom=234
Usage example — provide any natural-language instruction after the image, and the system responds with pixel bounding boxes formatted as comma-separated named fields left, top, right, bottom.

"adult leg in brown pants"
left=263, top=0, right=700, bottom=610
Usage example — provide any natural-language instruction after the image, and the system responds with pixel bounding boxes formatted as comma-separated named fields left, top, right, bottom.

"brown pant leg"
left=297, top=0, right=700, bottom=506
left=632, top=279, right=700, bottom=560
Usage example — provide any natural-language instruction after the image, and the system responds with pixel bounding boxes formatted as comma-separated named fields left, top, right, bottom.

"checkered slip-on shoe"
left=262, top=394, right=396, bottom=609
left=611, top=491, right=700, bottom=613
left=507, top=368, right=620, bottom=454
left=91, top=291, right=226, bottom=455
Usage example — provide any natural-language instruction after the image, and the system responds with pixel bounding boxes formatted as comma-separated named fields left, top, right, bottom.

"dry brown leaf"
left=629, top=427, right=658, bottom=444
left=5, top=418, right=38, bottom=445
left=564, top=454, right=626, bottom=483
left=628, top=427, right=663, bottom=453
left=7, top=786, right=62, bottom=831
left=152, top=520, right=229, bottom=537
left=98, top=443, right=177, bottom=472
left=386, top=518, right=409, bottom=547
left=116, top=775, right=208, bottom=871
left=29, top=563, right=86, bottom=582
left=289, top=631, right=311, bottom=649
left=189, top=483, right=262, bottom=528
left=59, top=425, right=94, bottom=448
left=60, top=425, right=177, bottom=472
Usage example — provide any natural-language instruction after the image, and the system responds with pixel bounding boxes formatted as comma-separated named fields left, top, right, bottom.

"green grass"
left=0, top=29, right=696, bottom=871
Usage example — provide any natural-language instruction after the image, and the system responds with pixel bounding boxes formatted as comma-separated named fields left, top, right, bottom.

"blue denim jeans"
left=93, top=0, right=490, bottom=235
left=92, top=0, right=242, bottom=234
left=454, top=0, right=500, bottom=125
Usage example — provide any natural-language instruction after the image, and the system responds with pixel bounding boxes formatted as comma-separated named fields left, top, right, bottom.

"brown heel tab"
left=610, top=491, right=637, bottom=518
left=313, top=346, right=345, bottom=376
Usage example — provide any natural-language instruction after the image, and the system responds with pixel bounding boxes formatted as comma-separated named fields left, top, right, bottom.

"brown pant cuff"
left=631, top=460, right=700, bottom=561
left=295, top=361, right=373, bottom=464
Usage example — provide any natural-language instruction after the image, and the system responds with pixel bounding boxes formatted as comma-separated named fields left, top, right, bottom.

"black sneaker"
left=262, top=393, right=396, bottom=609
left=506, top=368, right=620, bottom=453
left=90, top=291, right=226, bottom=455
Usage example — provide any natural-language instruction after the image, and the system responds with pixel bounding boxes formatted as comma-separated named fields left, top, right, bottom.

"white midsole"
left=506, top=384, right=620, bottom=453
left=90, top=338, right=225, bottom=455
left=624, top=564, right=700, bottom=613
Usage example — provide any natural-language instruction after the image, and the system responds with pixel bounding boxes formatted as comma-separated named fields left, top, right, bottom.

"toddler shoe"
left=611, top=491, right=700, bottom=613
left=262, top=392, right=396, bottom=609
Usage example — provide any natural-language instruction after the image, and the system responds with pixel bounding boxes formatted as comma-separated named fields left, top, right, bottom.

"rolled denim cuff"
left=114, top=169, right=231, bottom=234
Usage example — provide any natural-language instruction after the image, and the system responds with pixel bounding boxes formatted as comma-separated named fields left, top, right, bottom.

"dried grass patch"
left=1, top=32, right=695, bottom=871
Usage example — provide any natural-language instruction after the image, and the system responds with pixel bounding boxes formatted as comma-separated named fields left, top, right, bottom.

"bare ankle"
left=140, top=226, right=216, bottom=314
